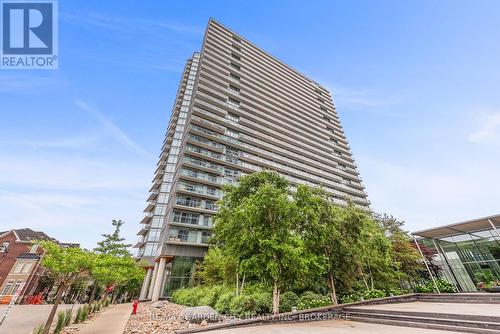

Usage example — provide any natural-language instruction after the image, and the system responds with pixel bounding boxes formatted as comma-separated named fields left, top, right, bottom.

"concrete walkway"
left=0, top=304, right=80, bottom=334
left=210, top=320, right=461, bottom=334
left=78, top=303, right=132, bottom=334
left=354, top=301, right=500, bottom=317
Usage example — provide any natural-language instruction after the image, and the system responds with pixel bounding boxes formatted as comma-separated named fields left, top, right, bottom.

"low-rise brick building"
left=0, top=228, right=74, bottom=304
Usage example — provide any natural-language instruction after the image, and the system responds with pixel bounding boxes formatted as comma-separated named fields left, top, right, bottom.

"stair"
left=417, top=293, right=500, bottom=304
left=343, top=307, right=500, bottom=334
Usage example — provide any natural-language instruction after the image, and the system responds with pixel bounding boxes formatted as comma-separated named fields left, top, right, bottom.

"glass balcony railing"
left=175, top=196, right=217, bottom=211
left=167, top=228, right=211, bottom=245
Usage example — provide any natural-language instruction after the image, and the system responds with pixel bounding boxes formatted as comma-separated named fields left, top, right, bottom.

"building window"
left=226, top=112, right=240, bottom=123
left=229, top=73, right=240, bottom=82
left=230, top=62, right=240, bottom=70
left=225, top=129, right=239, bottom=138
left=224, top=168, right=239, bottom=178
left=1, top=281, right=14, bottom=295
left=13, top=263, right=24, bottom=273
left=323, top=116, right=331, bottom=123
left=320, top=106, right=327, bottom=112
left=228, top=85, right=240, bottom=95
left=232, top=43, right=241, bottom=51
left=232, top=35, right=241, bottom=43
left=231, top=52, right=241, bottom=61
left=21, top=263, right=32, bottom=274
left=227, top=98, right=240, bottom=108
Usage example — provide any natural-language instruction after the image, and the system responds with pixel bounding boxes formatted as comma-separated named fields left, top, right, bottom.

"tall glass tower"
left=136, top=19, right=370, bottom=301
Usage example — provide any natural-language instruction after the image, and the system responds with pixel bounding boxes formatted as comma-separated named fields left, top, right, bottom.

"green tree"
left=214, top=171, right=323, bottom=314
left=199, top=247, right=238, bottom=286
left=94, top=219, right=132, bottom=257
left=295, top=187, right=367, bottom=304
left=375, top=214, right=424, bottom=285
left=358, top=216, right=397, bottom=290
left=37, top=241, right=92, bottom=334
left=90, top=254, right=145, bottom=303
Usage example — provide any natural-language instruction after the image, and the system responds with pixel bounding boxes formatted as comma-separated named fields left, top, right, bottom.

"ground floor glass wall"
left=162, top=256, right=202, bottom=297
left=420, top=227, right=500, bottom=291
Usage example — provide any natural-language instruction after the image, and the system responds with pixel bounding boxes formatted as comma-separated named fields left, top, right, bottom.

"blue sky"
left=1, top=1, right=500, bottom=249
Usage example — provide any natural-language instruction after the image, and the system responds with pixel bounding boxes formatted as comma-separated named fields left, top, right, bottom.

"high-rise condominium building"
left=136, top=19, right=369, bottom=301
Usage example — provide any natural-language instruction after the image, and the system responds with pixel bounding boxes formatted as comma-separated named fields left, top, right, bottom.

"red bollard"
left=132, top=299, right=139, bottom=314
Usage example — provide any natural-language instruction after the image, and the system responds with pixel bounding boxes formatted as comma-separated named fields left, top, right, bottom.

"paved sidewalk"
left=211, top=320, right=461, bottom=334
left=0, top=304, right=80, bottom=334
left=78, top=303, right=132, bottom=334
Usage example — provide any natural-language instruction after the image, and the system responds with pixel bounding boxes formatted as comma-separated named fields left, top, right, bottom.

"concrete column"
left=147, top=262, right=159, bottom=300
left=151, top=257, right=167, bottom=302
left=139, top=268, right=153, bottom=300
left=488, top=219, right=500, bottom=238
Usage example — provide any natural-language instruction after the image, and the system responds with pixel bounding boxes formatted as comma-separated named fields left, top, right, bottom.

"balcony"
left=167, top=228, right=211, bottom=246
left=182, top=156, right=224, bottom=174
left=175, top=196, right=217, bottom=212
left=140, top=213, right=153, bottom=224
left=177, top=183, right=221, bottom=199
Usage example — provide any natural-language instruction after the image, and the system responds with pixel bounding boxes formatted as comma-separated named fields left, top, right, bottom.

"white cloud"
left=60, top=12, right=203, bottom=35
left=359, top=155, right=500, bottom=233
left=75, top=99, right=153, bottom=158
left=467, top=111, right=500, bottom=145
left=0, top=74, right=67, bottom=93
left=0, top=99, right=157, bottom=249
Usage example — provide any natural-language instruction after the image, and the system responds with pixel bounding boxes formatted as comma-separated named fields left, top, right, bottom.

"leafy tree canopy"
left=94, top=219, right=132, bottom=257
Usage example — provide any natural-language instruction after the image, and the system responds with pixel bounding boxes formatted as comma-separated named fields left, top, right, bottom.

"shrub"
left=296, top=291, right=331, bottom=310
left=249, top=291, right=272, bottom=315
left=171, top=286, right=208, bottom=306
left=199, top=286, right=232, bottom=308
left=415, top=279, right=456, bottom=293
left=64, top=308, right=72, bottom=326
left=32, top=324, right=44, bottom=334
left=385, top=288, right=409, bottom=296
left=53, top=310, right=65, bottom=334
left=228, top=291, right=272, bottom=316
left=435, top=279, right=456, bottom=293
left=74, top=307, right=82, bottom=324
left=339, top=293, right=361, bottom=304
left=279, top=291, right=299, bottom=312
left=362, top=289, right=386, bottom=300
left=81, top=304, right=89, bottom=321
left=214, top=291, right=236, bottom=314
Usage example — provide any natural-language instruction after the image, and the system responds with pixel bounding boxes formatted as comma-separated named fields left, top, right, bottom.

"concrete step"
left=344, top=307, right=500, bottom=324
left=418, top=293, right=500, bottom=304
left=344, top=309, right=500, bottom=333
left=348, top=316, right=500, bottom=334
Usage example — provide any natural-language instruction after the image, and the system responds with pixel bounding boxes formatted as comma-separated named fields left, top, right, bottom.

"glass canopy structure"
left=413, top=214, right=500, bottom=292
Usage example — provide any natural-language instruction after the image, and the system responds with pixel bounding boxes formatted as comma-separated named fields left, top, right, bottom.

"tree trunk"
left=43, top=283, right=65, bottom=334
left=328, top=273, right=338, bottom=305
left=111, top=290, right=117, bottom=304
left=272, top=282, right=280, bottom=314
left=87, top=284, right=98, bottom=305
left=368, top=267, right=374, bottom=290
left=235, top=272, right=239, bottom=296
left=239, top=274, right=246, bottom=295
left=360, top=269, right=369, bottom=290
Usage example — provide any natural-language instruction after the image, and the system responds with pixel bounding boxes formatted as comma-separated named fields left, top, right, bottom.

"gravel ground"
left=124, top=301, right=225, bottom=334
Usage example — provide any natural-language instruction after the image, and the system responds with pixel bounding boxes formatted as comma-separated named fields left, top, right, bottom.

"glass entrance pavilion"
left=413, top=214, right=500, bottom=292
